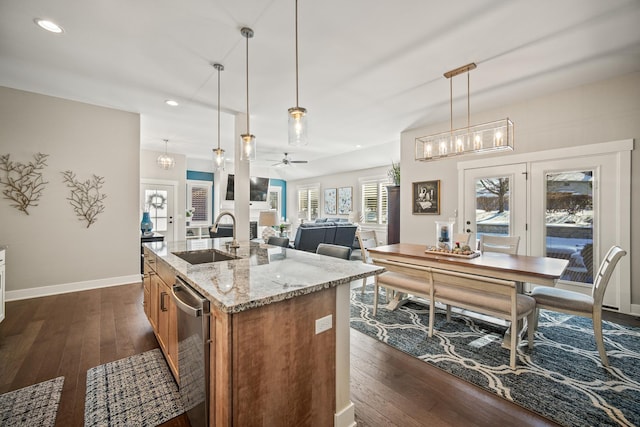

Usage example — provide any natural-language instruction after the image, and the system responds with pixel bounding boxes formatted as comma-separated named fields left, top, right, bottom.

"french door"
left=460, top=141, right=631, bottom=313
left=530, top=154, right=621, bottom=309
left=463, top=163, right=527, bottom=254
left=141, top=181, right=176, bottom=243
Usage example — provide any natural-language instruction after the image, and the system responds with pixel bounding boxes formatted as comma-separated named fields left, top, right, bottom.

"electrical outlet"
left=315, top=314, right=332, bottom=334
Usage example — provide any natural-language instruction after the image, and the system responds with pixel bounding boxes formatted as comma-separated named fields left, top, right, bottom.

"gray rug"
left=84, top=348, right=184, bottom=427
left=0, top=376, right=64, bottom=426
left=350, top=285, right=640, bottom=427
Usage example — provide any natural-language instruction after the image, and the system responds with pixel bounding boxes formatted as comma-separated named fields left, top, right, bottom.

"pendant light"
left=240, top=27, right=256, bottom=161
left=157, top=139, right=175, bottom=170
left=288, top=0, right=308, bottom=146
left=415, top=63, right=514, bottom=161
left=212, top=63, right=226, bottom=171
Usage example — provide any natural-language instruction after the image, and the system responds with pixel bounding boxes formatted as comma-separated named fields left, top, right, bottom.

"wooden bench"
left=430, top=268, right=535, bottom=369
left=371, top=259, right=433, bottom=329
left=370, top=258, right=535, bottom=369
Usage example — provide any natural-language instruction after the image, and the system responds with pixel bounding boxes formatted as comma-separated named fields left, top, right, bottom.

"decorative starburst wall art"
left=0, top=152, right=49, bottom=215
left=61, top=170, right=107, bottom=228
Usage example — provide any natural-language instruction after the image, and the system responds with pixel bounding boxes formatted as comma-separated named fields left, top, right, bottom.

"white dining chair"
left=530, top=245, right=626, bottom=366
left=357, top=230, right=379, bottom=293
left=479, top=234, right=520, bottom=255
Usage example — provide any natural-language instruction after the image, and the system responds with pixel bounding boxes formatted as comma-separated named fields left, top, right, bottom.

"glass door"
left=530, top=153, right=622, bottom=309
left=543, top=170, right=594, bottom=284
left=141, top=183, right=175, bottom=243
left=463, top=164, right=527, bottom=253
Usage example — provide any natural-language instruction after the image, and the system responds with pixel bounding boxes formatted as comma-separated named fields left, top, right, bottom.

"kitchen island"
left=143, top=238, right=382, bottom=427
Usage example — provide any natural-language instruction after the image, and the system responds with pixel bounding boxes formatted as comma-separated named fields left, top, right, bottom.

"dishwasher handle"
left=172, top=278, right=203, bottom=318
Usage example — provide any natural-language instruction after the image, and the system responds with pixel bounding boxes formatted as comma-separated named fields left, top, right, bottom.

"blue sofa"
left=292, top=221, right=358, bottom=253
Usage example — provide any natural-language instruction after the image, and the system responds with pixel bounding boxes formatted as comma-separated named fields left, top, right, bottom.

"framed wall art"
left=324, top=188, right=337, bottom=215
left=412, top=180, right=440, bottom=215
left=338, top=186, right=352, bottom=214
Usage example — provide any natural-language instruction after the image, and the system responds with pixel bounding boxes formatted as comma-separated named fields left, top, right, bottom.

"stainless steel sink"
left=172, top=249, right=237, bottom=265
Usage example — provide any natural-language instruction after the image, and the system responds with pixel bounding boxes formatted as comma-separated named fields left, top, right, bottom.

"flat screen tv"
left=225, top=174, right=270, bottom=202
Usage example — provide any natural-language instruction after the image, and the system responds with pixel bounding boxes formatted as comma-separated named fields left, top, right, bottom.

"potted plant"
left=388, top=161, right=400, bottom=186
left=186, top=208, right=194, bottom=226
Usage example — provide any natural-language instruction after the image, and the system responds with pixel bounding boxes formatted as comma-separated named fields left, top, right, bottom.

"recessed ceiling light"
left=356, top=144, right=362, bottom=148
left=34, top=19, right=64, bottom=34
left=165, top=100, right=179, bottom=107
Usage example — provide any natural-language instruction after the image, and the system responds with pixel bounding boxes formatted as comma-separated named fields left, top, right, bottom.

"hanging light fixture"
left=415, top=63, right=513, bottom=161
left=288, top=0, right=308, bottom=146
left=240, top=27, right=256, bottom=161
left=157, top=139, right=175, bottom=170
left=212, top=63, right=226, bottom=171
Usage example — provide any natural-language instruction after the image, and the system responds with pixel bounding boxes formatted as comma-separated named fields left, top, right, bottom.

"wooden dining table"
left=367, top=243, right=570, bottom=347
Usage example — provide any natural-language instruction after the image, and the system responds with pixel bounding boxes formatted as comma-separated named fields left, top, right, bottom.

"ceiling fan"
left=272, top=152, right=308, bottom=167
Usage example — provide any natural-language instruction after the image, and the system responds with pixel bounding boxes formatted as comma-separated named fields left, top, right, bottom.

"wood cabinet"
left=387, top=185, right=400, bottom=244
left=143, top=248, right=179, bottom=380
left=208, top=286, right=337, bottom=426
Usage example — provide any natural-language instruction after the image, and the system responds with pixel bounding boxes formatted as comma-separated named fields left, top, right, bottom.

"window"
left=187, top=180, right=212, bottom=225
left=297, top=186, right=319, bottom=221
left=545, top=170, right=594, bottom=284
left=361, top=179, right=388, bottom=225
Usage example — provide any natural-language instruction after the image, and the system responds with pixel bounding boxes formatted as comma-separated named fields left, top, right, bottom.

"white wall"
left=0, top=86, right=140, bottom=298
left=400, top=72, right=640, bottom=305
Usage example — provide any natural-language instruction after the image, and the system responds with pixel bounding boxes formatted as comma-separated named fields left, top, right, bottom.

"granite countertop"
left=144, top=238, right=383, bottom=314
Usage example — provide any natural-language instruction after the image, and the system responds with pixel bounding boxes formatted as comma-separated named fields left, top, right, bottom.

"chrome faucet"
left=211, top=211, right=240, bottom=249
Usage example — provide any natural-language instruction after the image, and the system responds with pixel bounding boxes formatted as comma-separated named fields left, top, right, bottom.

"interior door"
left=463, top=163, right=527, bottom=254
left=141, top=182, right=175, bottom=243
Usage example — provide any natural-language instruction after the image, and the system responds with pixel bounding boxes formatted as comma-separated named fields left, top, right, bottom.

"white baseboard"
left=6, top=274, right=142, bottom=301
left=630, top=304, right=640, bottom=317
left=334, top=401, right=356, bottom=427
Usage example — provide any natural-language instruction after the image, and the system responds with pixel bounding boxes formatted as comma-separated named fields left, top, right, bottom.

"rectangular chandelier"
left=414, top=63, right=514, bottom=161
left=415, top=118, right=514, bottom=161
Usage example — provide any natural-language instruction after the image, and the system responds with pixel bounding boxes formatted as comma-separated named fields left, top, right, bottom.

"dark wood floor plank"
left=0, top=283, right=636, bottom=427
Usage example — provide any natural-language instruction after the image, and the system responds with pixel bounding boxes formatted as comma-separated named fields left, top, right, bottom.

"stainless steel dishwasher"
left=171, top=277, right=210, bottom=427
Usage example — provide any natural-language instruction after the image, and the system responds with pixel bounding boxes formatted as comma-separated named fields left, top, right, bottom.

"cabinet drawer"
left=157, top=259, right=175, bottom=287
left=143, top=249, right=157, bottom=272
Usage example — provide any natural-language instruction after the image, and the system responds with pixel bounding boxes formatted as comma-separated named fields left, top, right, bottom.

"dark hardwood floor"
left=0, top=283, right=637, bottom=426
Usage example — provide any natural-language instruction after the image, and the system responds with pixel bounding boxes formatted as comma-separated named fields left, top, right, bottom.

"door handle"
left=169, top=216, right=173, bottom=225
left=160, top=291, right=168, bottom=312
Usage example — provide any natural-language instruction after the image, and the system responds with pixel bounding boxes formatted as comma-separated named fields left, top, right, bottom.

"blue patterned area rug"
left=350, top=286, right=640, bottom=427
left=84, top=348, right=184, bottom=427
left=0, top=376, right=64, bottom=426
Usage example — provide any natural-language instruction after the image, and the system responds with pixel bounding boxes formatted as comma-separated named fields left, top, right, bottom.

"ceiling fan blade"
left=290, top=160, right=308, bottom=163
left=271, top=162, right=283, bottom=166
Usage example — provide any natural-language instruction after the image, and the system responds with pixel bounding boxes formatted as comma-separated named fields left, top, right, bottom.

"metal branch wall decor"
left=61, top=170, right=107, bottom=228
left=0, top=152, right=49, bottom=215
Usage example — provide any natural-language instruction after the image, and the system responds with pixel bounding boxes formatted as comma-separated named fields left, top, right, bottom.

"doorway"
left=141, top=180, right=177, bottom=243
left=459, top=140, right=631, bottom=313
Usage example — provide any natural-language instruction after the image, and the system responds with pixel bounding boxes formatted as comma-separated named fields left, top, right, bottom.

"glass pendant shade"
left=288, top=106, right=308, bottom=146
left=240, top=27, right=256, bottom=162
left=240, top=134, right=256, bottom=161
left=157, top=154, right=175, bottom=170
left=213, top=148, right=225, bottom=171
